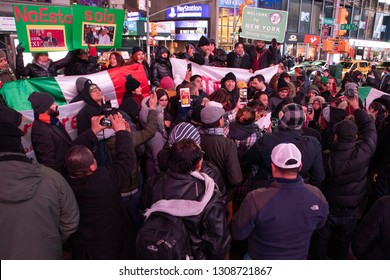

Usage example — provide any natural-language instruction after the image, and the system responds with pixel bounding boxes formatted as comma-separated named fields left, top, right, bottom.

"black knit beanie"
left=125, top=74, right=141, bottom=93
left=28, top=92, right=54, bottom=114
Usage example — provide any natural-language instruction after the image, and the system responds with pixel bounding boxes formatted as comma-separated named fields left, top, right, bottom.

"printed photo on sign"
left=82, top=23, right=115, bottom=46
left=27, top=26, right=67, bottom=52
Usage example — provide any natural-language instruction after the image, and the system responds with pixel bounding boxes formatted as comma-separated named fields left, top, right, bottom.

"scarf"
left=199, top=127, right=225, bottom=136
left=0, top=67, right=17, bottom=81
left=35, top=112, right=60, bottom=126
left=144, top=171, right=214, bottom=219
left=34, top=59, right=52, bottom=72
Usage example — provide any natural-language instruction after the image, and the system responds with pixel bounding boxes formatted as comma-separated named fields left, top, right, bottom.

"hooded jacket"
left=0, top=152, right=79, bottom=259
left=140, top=170, right=230, bottom=259
left=151, top=46, right=173, bottom=87
left=321, top=109, right=377, bottom=208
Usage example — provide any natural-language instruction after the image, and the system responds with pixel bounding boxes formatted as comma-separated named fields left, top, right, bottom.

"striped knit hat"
left=168, top=122, right=201, bottom=148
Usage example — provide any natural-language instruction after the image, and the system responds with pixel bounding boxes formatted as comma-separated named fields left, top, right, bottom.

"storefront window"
left=365, top=9, right=376, bottom=39
left=311, top=1, right=323, bottom=35
left=350, top=6, right=361, bottom=38
left=358, top=8, right=367, bottom=39
left=287, top=0, right=299, bottom=33
left=373, top=13, right=385, bottom=39
left=218, top=8, right=234, bottom=50
left=299, top=0, right=312, bottom=34
left=324, top=1, right=333, bottom=19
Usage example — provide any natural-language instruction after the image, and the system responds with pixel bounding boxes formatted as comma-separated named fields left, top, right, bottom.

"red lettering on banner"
left=200, top=75, right=221, bottom=95
left=13, top=6, right=28, bottom=22
left=213, top=81, right=221, bottom=92
left=39, top=8, right=49, bottom=23
left=84, top=9, right=115, bottom=24
left=70, top=115, right=77, bottom=130
left=85, top=10, right=93, bottom=21
left=29, top=11, right=39, bottom=23
left=13, top=6, right=72, bottom=24
left=64, top=14, right=72, bottom=24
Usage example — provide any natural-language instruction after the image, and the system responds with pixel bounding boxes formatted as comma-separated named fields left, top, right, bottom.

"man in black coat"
left=248, top=103, right=324, bottom=188
left=312, top=96, right=377, bottom=260
left=28, top=91, right=100, bottom=175
left=140, top=139, right=230, bottom=259
left=227, top=42, right=251, bottom=70
left=65, top=113, right=136, bottom=260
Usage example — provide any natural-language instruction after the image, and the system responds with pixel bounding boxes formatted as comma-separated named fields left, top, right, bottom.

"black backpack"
left=136, top=212, right=192, bottom=260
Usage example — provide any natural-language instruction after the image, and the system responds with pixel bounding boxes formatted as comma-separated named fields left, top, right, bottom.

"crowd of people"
left=1, top=35, right=390, bottom=260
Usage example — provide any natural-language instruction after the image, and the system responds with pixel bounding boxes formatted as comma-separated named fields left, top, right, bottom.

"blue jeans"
left=311, top=206, right=358, bottom=259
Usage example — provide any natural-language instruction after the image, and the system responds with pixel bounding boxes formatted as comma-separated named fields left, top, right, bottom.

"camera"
left=99, top=107, right=118, bottom=127
left=345, top=88, right=355, bottom=99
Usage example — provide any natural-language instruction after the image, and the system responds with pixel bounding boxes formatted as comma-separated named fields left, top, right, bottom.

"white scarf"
left=144, top=171, right=214, bottom=219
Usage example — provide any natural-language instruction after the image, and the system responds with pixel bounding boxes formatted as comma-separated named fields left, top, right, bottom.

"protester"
left=0, top=50, right=16, bottom=84
left=151, top=45, right=173, bottom=87
left=196, top=35, right=211, bottom=65
left=312, top=96, right=377, bottom=260
left=77, top=81, right=115, bottom=167
left=248, top=103, right=324, bottom=188
left=227, top=42, right=251, bottom=70
left=65, top=113, right=137, bottom=260
left=28, top=91, right=101, bottom=175
left=119, top=74, right=143, bottom=123
left=0, top=121, right=79, bottom=259
left=140, top=139, right=230, bottom=259
left=64, top=47, right=99, bottom=76
left=199, top=102, right=242, bottom=191
left=107, top=52, right=125, bottom=69
left=127, top=46, right=150, bottom=82
left=176, top=42, right=205, bottom=65
left=208, top=39, right=227, bottom=67
left=232, top=143, right=328, bottom=260
left=16, top=43, right=73, bottom=78
left=248, top=39, right=276, bottom=71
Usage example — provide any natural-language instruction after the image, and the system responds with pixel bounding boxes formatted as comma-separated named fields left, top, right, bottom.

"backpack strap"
left=144, top=171, right=214, bottom=219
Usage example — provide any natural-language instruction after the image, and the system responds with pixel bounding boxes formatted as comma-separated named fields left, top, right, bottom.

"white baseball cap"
left=271, top=143, right=302, bottom=169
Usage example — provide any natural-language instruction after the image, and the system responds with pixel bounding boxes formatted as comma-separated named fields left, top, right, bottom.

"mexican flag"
left=360, top=86, right=390, bottom=108
left=0, top=64, right=149, bottom=157
left=1, top=63, right=150, bottom=112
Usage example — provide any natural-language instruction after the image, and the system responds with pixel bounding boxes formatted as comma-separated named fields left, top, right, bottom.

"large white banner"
left=171, top=58, right=278, bottom=94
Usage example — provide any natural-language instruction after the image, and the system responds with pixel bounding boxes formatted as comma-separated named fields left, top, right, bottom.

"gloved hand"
left=88, top=44, right=97, bottom=57
left=16, top=43, right=24, bottom=54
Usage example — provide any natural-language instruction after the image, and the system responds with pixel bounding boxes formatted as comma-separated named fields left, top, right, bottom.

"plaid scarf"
left=0, top=67, right=16, bottom=81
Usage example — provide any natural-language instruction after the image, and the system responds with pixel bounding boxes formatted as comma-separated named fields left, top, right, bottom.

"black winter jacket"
left=16, top=52, right=72, bottom=78
left=352, top=196, right=390, bottom=259
left=226, top=51, right=251, bottom=69
left=140, top=170, right=230, bottom=259
left=157, top=144, right=226, bottom=196
left=64, top=56, right=99, bottom=76
left=151, top=57, right=173, bottom=87
left=31, top=120, right=98, bottom=175
left=321, top=109, right=377, bottom=208
left=248, top=129, right=325, bottom=187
